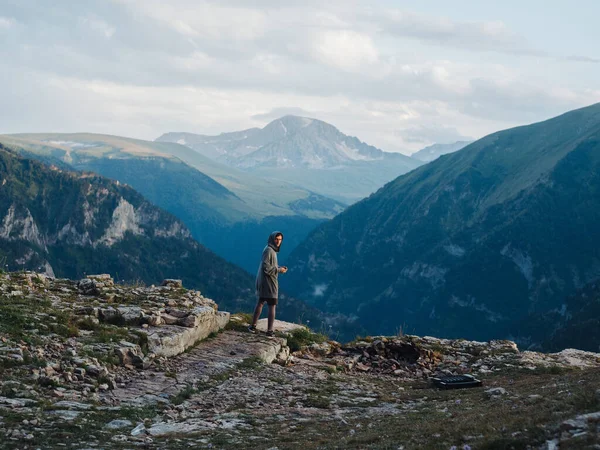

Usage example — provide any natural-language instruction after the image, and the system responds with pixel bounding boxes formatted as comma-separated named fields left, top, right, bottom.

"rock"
left=485, top=387, right=507, bottom=398
left=147, top=420, right=216, bottom=436
left=164, top=308, right=188, bottom=319
left=148, top=314, right=164, bottom=327
left=106, top=419, right=133, bottom=429
left=78, top=278, right=99, bottom=296
left=145, top=311, right=230, bottom=357
left=38, top=376, right=55, bottom=387
left=275, top=347, right=291, bottom=365
left=98, top=307, right=123, bottom=324
left=355, top=362, right=371, bottom=372
left=88, top=274, right=114, bottom=285
left=255, top=319, right=307, bottom=334
left=116, top=306, right=143, bottom=325
left=309, top=342, right=334, bottom=356
left=161, top=279, right=182, bottom=288
left=178, top=315, right=198, bottom=328
left=0, top=396, right=37, bottom=407
left=52, top=401, right=92, bottom=410
left=85, top=364, right=101, bottom=377
left=130, top=423, right=147, bottom=436
left=46, top=410, right=81, bottom=421
left=115, top=344, right=146, bottom=369
left=161, top=313, right=180, bottom=325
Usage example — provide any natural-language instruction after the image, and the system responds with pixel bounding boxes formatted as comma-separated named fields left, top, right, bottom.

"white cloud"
left=379, top=9, right=541, bottom=56
left=1, top=2, right=599, bottom=153
left=79, top=16, right=116, bottom=38
left=312, top=30, right=379, bottom=72
left=116, top=0, right=267, bottom=41
left=0, top=16, right=16, bottom=29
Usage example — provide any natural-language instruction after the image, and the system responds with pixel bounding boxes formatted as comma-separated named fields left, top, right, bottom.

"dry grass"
left=180, top=368, right=600, bottom=450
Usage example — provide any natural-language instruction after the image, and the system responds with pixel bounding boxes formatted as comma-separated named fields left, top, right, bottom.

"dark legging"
left=252, top=300, right=276, bottom=331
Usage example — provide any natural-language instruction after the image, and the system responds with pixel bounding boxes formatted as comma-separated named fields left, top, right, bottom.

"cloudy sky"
left=2, top=0, right=600, bottom=154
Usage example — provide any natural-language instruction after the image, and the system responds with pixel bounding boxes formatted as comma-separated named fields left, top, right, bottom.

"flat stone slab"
left=255, top=319, right=307, bottom=333
left=107, top=330, right=286, bottom=406
left=520, top=348, right=600, bottom=368
left=145, top=311, right=230, bottom=357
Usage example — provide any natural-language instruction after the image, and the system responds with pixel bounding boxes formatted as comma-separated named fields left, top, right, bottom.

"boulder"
left=115, top=343, right=146, bottom=369
left=161, top=279, right=182, bottom=288
left=145, top=311, right=230, bottom=357
left=78, top=278, right=99, bottom=296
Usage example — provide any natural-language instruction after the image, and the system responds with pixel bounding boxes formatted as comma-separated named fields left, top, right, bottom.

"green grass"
left=171, top=384, right=196, bottom=405
left=285, top=328, right=328, bottom=352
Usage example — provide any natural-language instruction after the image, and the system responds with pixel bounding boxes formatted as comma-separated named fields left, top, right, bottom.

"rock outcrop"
left=1, top=271, right=599, bottom=449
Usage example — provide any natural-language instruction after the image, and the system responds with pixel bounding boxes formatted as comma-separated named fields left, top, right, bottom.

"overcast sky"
left=2, top=1, right=600, bottom=154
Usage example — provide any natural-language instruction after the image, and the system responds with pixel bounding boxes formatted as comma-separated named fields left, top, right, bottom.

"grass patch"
left=236, top=356, right=263, bottom=371
left=225, top=313, right=254, bottom=332
left=303, top=378, right=339, bottom=409
left=172, top=384, right=195, bottom=405
left=0, top=294, right=51, bottom=343
left=304, top=394, right=331, bottom=409
left=286, top=328, right=328, bottom=352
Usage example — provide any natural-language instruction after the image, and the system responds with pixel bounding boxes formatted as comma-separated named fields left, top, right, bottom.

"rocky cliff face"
left=0, top=271, right=599, bottom=449
left=0, top=145, right=190, bottom=276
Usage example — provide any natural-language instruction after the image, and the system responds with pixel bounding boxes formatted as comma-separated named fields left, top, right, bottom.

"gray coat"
left=255, top=231, right=282, bottom=299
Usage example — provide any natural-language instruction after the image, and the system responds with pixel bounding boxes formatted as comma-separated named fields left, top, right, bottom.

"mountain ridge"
left=411, top=141, right=473, bottom=162
left=282, top=102, right=600, bottom=347
left=157, top=115, right=423, bottom=203
left=158, top=115, right=419, bottom=169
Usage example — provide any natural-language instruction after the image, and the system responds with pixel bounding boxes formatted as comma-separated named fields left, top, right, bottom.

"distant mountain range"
left=0, top=143, right=324, bottom=324
left=0, top=134, right=345, bottom=272
left=157, top=116, right=423, bottom=203
left=411, top=141, right=473, bottom=162
left=282, top=103, right=600, bottom=348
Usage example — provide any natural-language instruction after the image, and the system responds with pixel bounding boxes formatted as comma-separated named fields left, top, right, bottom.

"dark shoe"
left=265, top=330, right=274, bottom=337
left=248, top=325, right=257, bottom=334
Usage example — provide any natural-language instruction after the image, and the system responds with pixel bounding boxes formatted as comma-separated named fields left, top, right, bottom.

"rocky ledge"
left=1, top=271, right=599, bottom=449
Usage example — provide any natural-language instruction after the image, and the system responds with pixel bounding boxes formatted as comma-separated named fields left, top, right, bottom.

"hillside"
left=0, top=144, right=323, bottom=323
left=544, top=281, right=600, bottom=352
left=157, top=116, right=423, bottom=203
left=282, top=103, right=600, bottom=347
left=0, top=271, right=599, bottom=449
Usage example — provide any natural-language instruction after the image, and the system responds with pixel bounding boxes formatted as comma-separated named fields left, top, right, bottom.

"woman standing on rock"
left=248, top=231, right=287, bottom=337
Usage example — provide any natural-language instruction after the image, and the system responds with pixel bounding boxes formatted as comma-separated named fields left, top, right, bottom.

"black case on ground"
left=431, top=374, right=482, bottom=389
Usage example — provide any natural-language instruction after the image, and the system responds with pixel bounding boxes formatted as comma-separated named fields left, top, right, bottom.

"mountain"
left=233, top=116, right=411, bottom=169
left=0, top=134, right=346, bottom=272
left=281, top=103, right=600, bottom=347
left=157, top=127, right=262, bottom=160
left=159, top=115, right=390, bottom=167
left=0, top=143, right=323, bottom=323
left=411, top=141, right=473, bottom=162
left=157, top=116, right=423, bottom=203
